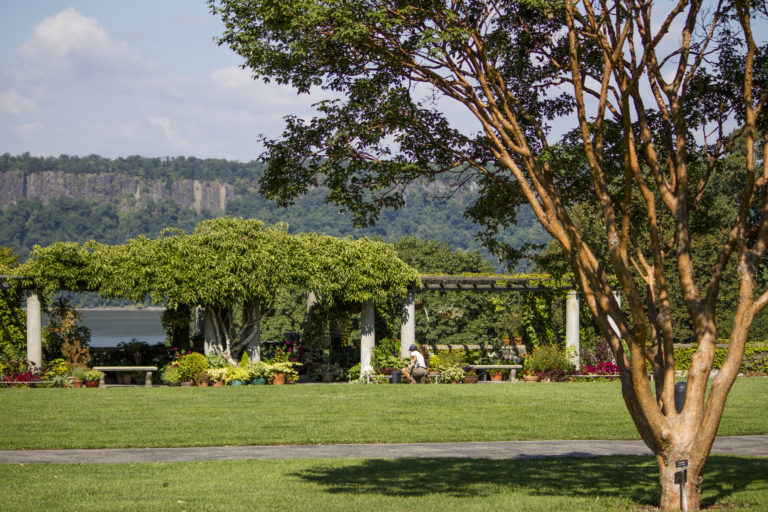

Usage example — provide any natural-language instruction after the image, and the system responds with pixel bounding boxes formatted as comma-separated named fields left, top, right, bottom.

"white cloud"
left=148, top=116, right=193, bottom=151
left=0, top=89, right=39, bottom=114
left=17, top=8, right=151, bottom=84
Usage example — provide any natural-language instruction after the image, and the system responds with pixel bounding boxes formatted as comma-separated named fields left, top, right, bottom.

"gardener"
left=401, top=344, right=428, bottom=383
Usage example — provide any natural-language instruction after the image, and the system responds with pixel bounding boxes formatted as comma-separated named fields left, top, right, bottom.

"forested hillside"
left=0, top=153, right=549, bottom=267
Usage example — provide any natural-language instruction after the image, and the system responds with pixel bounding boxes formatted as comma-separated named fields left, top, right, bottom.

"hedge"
left=674, top=342, right=768, bottom=374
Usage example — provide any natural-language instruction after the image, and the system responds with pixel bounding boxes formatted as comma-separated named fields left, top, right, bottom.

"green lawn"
left=2, top=379, right=766, bottom=511
left=1, top=379, right=766, bottom=450
left=1, top=455, right=766, bottom=511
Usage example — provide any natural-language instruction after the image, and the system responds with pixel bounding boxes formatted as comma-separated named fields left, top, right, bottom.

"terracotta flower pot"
left=272, top=373, right=286, bottom=385
left=212, top=380, right=225, bottom=387
left=523, top=375, right=541, bottom=383
left=71, top=379, right=84, bottom=388
left=489, top=372, right=503, bottom=382
left=85, top=380, right=100, bottom=388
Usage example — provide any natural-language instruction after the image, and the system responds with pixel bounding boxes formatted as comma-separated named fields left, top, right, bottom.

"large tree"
left=211, top=0, right=767, bottom=508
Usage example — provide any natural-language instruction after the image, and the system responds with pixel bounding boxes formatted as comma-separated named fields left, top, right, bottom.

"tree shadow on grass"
left=292, top=455, right=767, bottom=506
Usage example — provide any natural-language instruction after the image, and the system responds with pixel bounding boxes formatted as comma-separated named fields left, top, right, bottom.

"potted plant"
left=524, top=345, right=572, bottom=382
left=224, top=366, right=250, bottom=386
left=246, top=361, right=271, bottom=385
left=177, top=352, right=209, bottom=385
left=463, top=368, right=479, bottom=384
left=51, top=374, right=72, bottom=388
left=69, top=367, right=87, bottom=388
left=311, top=362, right=347, bottom=382
left=440, top=364, right=466, bottom=384
left=161, top=365, right=182, bottom=386
left=523, top=370, right=540, bottom=383
left=84, top=369, right=104, bottom=387
left=193, top=371, right=211, bottom=386
left=269, top=361, right=298, bottom=385
left=206, top=367, right=228, bottom=386
left=498, top=311, right=522, bottom=345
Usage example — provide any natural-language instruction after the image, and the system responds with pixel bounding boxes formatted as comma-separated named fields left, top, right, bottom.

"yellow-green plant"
left=224, top=366, right=250, bottom=384
left=177, top=353, right=208, bottom=381
left=524, top=345, right=571, bottom=374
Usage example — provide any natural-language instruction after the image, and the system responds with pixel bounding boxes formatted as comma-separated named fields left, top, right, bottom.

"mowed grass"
left=1, top=378, right=766, bottom=450
left=1, top=455, right=767, bottom=511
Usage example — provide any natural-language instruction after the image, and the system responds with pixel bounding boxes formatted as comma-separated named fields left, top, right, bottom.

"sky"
left=0, top=1, right=328, bottom=162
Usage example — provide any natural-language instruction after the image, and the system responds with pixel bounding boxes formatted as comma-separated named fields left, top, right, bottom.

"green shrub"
left=161, top=365, right=181, bottom=385
left=440, top=364, right=465, bottom=383
left=84, top=369, right=104, bottom=381
left=177, top=353, right=208, bottom=381
left=673, top=342, right=768, bottom=373
left=524, top=344, right=571, bottom=374
left=347, top=363, right=361, bottom=380
left=70, top=367, right=88, bottom=380
left=246, top=361, right=272, bottom=380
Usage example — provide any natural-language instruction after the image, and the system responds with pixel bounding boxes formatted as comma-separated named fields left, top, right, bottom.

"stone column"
left=26, top=290, right=42, bottom=368
left=203, top=307, right=217, bottom=355
left=360, top=300, right=375, bottom=373
left=400, top=289, right=416, bottom=358
left=307, top=291, right=317, bottom=313
left=565, top=290, right=580, bottom=370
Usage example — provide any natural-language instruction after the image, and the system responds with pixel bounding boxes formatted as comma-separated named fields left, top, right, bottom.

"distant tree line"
left=0, top=153, right=264, bottom=183
left=0, top=152, right=550, bottom=265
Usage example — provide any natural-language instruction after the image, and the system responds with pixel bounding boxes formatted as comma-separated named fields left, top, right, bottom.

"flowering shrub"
left=582, top=361, right=619, bottom=375
left=2, top=371, right=41, bottom=384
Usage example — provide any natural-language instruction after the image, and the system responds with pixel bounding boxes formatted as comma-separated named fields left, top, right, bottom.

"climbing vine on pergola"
left=21, top=217, right=420, bottom=364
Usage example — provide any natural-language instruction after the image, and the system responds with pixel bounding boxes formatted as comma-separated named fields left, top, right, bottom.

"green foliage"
left=394, top=237, right=505, bottom=347
left=224, top=366, right=250, bottom=384
left=524, top=345, right=571, bottom=374
left=372, top=338, right=407, bottom=370
left=43, top=296, right=91, bottom=367
left=346, top=363, right=361, bottom=380
left=246, top=361, right=272, bottom=380
left=69, top=367, right=88, bottom=380
left=0, top=247, right=26, bottom=362
left=439, top=364, right=466, bottom=383
left=673, top=343, right=768, bottom=374
left=309, top=362, right=348, bottom=381
left=176, top=353, right=209, bottom=381
left=161, top=365, right=181, bottom=385
left=206, top=353, right=228, bottom=369
left=84, top=369, right=105, bottom=382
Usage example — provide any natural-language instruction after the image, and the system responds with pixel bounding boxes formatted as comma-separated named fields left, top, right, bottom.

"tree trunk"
left=658, top=452, right=703, bottom=511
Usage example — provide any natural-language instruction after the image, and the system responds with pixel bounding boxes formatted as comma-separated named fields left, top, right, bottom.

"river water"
left=52, top=308, right=167, bottom=348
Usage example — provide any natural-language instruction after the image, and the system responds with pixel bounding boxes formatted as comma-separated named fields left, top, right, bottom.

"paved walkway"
left=1, top=436, right=766, bottom=464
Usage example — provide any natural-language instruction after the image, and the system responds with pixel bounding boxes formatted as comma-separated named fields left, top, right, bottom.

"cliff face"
left=0, top=170, right=234, bottom=214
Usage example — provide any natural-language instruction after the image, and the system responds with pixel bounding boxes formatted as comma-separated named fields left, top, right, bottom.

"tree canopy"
left=210, top=0, right=768, bottom=508
left=21, top=217, right=420, bottom=362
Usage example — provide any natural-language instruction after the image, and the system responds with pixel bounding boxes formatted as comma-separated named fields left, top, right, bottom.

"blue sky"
left=0, top=1, right=325, bottom=162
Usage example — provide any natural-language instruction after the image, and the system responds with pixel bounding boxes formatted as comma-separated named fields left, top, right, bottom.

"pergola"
left=391, top=275, right=582, bottom=369
left=11, top=273, right=602, bottom=373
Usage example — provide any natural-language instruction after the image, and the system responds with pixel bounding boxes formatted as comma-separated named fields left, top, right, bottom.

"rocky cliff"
left=0, top=170, right=234, bottom=214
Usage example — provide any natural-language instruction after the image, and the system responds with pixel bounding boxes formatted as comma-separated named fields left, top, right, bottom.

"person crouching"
left=401, top=344, right=428, bottom=383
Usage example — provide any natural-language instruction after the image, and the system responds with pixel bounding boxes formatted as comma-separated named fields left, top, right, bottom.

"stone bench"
left=93, top=366, right=158, bottom=387
left=468, top=364, right=523, bottom=382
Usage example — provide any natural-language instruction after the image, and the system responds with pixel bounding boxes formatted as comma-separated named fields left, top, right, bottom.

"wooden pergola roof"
left=418, top=275, right=553, bottom=292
